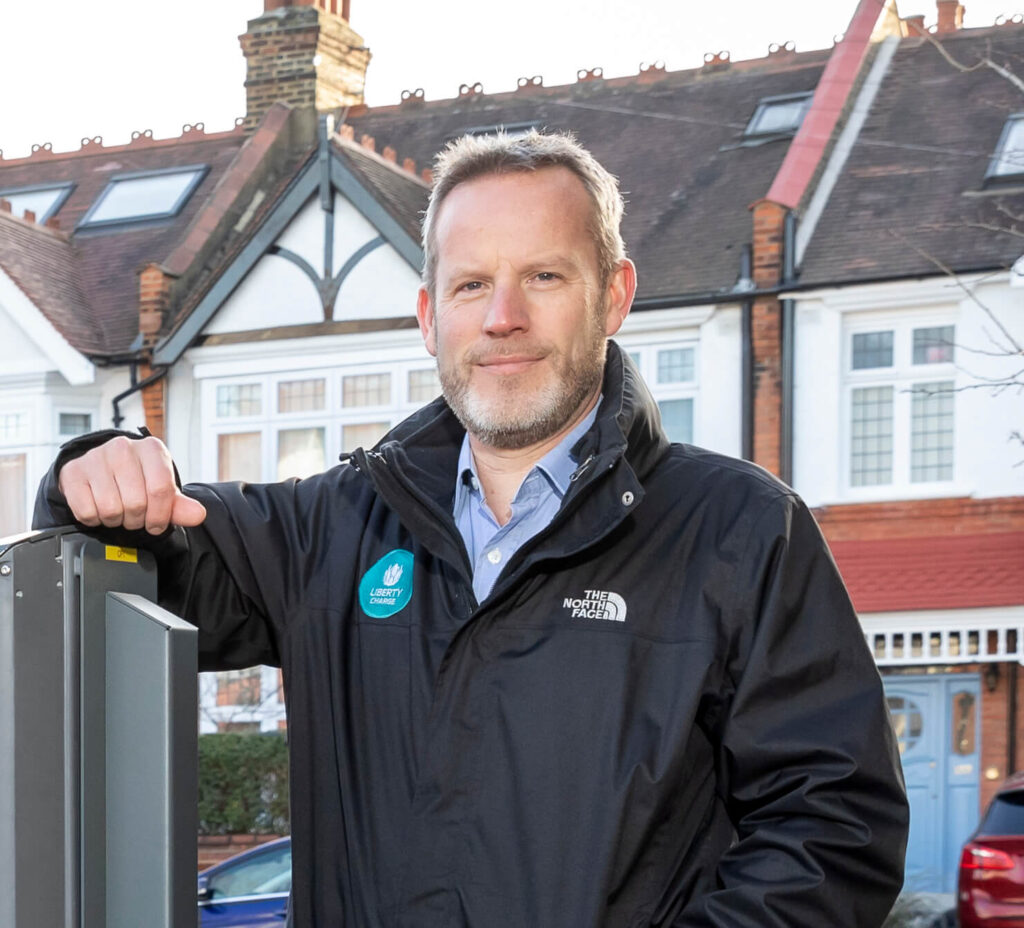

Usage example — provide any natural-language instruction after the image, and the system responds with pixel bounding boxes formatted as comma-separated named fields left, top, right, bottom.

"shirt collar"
left=453, top=399, right=602, bottom=512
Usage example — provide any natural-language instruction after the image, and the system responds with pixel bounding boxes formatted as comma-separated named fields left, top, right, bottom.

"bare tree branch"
left=918, top=29, right=1024, bottom=94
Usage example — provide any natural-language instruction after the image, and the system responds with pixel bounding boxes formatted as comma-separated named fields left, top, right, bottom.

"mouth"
left=474, top=355, right=545, bottom=375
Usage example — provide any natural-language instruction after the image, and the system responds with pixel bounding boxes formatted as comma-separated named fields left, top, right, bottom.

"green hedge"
left=198, top=733, right=290, bottom=834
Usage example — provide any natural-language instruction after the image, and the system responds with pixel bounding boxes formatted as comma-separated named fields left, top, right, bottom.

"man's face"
left=417, top=167, right=634, bottom=450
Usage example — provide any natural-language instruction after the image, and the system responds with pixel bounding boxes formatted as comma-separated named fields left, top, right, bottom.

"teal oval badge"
left=358, top=549, right=414, bottom=619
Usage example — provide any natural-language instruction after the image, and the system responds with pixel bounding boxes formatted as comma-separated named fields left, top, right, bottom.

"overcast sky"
left=0, top=0, right=1017, bottom=159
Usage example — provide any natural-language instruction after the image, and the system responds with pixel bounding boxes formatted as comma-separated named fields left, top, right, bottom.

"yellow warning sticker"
left=105, top=546, right=138, bottom=564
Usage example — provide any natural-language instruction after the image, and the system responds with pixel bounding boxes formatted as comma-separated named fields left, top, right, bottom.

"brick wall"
left=750, top=199, right=787, bottom=476
left=239, top=4, right=370, bottom=132
left=815, top=496, right=1024, bottom=542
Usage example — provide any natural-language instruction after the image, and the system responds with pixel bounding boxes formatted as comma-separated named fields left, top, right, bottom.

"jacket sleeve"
left=681, top=493, right=909, bottom=927
left=32, top=429, right=299, bottom=671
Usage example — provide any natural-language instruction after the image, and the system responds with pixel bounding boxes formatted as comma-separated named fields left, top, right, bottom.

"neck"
left=468, top=389, right=600, bottom=525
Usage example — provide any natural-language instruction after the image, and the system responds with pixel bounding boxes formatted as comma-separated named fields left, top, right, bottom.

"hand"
left=57, top=435, right=207, bottom=535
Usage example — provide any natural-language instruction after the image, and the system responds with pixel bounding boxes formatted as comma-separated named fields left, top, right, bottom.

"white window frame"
left=842, top=312, right=960, bottom=500
left=619, top=339, right=700, bottom=445
left=201, top=360, right=442, bottom=483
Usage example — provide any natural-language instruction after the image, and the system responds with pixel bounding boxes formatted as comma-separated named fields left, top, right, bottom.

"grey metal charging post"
left=0, top=527, right=198, bottom=928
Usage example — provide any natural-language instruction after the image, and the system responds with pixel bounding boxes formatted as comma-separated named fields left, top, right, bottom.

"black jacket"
left=36, top=344, right=908, bottom=927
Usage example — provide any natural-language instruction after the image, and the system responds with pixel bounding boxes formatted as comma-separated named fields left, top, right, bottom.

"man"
left=36, top=131, right=908, bottom=926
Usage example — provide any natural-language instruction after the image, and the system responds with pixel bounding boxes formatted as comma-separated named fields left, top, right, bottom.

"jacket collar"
left=351, top=340, right=670, bottom=576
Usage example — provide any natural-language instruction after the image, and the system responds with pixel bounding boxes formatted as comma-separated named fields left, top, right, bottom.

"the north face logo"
left=563, top=589, right=627, bottom=622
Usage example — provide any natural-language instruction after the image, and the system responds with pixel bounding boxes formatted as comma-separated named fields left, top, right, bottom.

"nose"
left=483, top=281, right=529, bottom=336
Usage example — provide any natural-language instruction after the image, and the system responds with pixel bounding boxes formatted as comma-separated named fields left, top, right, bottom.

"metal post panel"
left=0, top=528, right=75, bottom=928
left=76, top=541, right=157, bottom=928
left=104, top=591, right=197, bottom=928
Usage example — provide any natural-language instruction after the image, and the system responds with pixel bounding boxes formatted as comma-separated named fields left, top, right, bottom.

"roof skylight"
left=0, top=183, right=74, bottom=222
left=79, top=165, right=208, bottom=228
left=744, top=93, right=813, bottom=138
left=987, top=114, right=1024, bottom=180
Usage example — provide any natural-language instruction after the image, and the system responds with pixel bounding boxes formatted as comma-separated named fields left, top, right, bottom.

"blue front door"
left=884, top=674, right=981, bottom=893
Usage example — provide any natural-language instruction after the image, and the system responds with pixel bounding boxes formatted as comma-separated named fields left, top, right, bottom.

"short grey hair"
left=421, top=130, right=627, bottom=298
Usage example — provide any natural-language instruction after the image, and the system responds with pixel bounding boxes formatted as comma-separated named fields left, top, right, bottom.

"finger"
left=58, top=459, right=102, bottom=527
left=170, top=493, right=207, bottom=527
left=86, top=459, right=129, bottom=528
left=135, top=437, right=180, bottom=534
left=111, top=446, right=149, bottom=532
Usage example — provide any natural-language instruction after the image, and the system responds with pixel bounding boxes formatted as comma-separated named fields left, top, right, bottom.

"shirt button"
left=487, top=548, right=502, bottom=565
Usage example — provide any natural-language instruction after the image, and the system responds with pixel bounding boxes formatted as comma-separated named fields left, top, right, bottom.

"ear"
left=603, top=259, right=637, bottom=337
left=416, top=287, right=438, bottom=357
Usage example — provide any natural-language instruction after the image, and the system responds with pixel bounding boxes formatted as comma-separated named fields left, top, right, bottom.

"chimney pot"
left=936, top=0, right=965, bottom=33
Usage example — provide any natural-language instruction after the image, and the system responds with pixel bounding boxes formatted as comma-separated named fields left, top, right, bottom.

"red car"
left=958, top=772, right=1024, bottom=927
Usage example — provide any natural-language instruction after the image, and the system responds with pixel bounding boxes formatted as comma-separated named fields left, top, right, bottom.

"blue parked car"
left=198, top=836, right=291, bottom=926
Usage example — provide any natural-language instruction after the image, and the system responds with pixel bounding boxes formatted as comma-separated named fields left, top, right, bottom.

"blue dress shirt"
left=453, top=403, right=600, bottom=603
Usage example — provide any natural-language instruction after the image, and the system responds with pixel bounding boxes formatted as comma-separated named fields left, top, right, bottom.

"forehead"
left=432, top=167, right=595, bottom=257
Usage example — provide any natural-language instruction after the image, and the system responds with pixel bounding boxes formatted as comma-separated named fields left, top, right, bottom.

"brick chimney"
left=239, top=0, right=371, bottom=132
left=936, top=0, right=965, bottom=33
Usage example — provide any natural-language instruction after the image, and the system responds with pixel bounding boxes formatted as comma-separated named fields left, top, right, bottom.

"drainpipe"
left=111, top=365, right=169, bottom=430
left=1009, top=665, right=1019, bottom=775
left=780, top=211, right=798, bottom=486
left=738, top=244, right=755, bottom=462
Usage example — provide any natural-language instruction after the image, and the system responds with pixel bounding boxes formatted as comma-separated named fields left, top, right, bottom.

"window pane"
left=87, top=169, right=203, bottom=223
left=0, top=186, right=67, bottom=222
left=342, top=374, right=390, bottom=407
left=216, top=668, right=262, bottom=707
left=59, top=412, right=92, bottom=437
left=851, top=386, right=893, bottom=486
left=658, top=399, right=693, bottom=444
left=218, top=432, right=262, bottom=482
left=748, top=97, right=809, bottom=135
left=278, top=378, right=325, bottom=413
left=277, top=428, right=325, bottom=480
left=217, top=384, right=262, bottom=418
left=0, top=453, right=26, bottom=536
left=657, top=348, right=695, bottom=384
left=852, top=331, right=894, bottom=370
left=911, top=381, right=954, bottom=482
left=992, top=117, right=1024, bottom=176
left=207, top=843, right=292, bottom=899
left=342, top=422, right=389, bottom=452
left=408, top=369, right=441, bottom=403
left=0, top=412, right=26, bottom=443
left=913, top=326, right=955, bottom=364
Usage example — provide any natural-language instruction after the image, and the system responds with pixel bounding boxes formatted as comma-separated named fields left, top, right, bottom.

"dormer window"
left=986, top=114, right=1024, bottom=181
left=744, top=93, right=813, bottom=138
left=78, top=165, right=208, bottom=229
left=0, top=182, right=73, bottom=222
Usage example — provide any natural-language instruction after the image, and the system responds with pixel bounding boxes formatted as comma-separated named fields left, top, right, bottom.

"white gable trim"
left=0, top=267, right=94, bottom=385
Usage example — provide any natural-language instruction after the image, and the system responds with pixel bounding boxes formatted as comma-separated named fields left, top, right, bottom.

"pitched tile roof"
left=0, top=128, right=247, bottom=356
left=830, top=531, right=1024, bottom=613
left=331, top=135, right=429, bottom=243
left=0, top=212, right=99, bottom=354
left=344, top=49, right=832, bottom=301
left=799, top=24, right=1024, bottom=287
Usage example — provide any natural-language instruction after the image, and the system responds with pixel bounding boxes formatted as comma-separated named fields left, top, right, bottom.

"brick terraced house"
left=0, top=0, right=1021, bottom=892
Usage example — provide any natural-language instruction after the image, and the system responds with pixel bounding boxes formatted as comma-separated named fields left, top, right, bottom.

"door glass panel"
left=886, top=695, right=924, bottom=755
left=951, top=690, right=976, bottom=756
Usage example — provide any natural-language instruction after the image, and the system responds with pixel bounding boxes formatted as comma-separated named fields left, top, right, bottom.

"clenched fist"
left=57, top=435, right=207, bottom=535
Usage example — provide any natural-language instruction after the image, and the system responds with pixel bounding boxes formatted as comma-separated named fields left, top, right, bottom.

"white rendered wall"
left=204, top=192, right=420, bottom=336
left=792, top=275, right=1023, bottom=507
